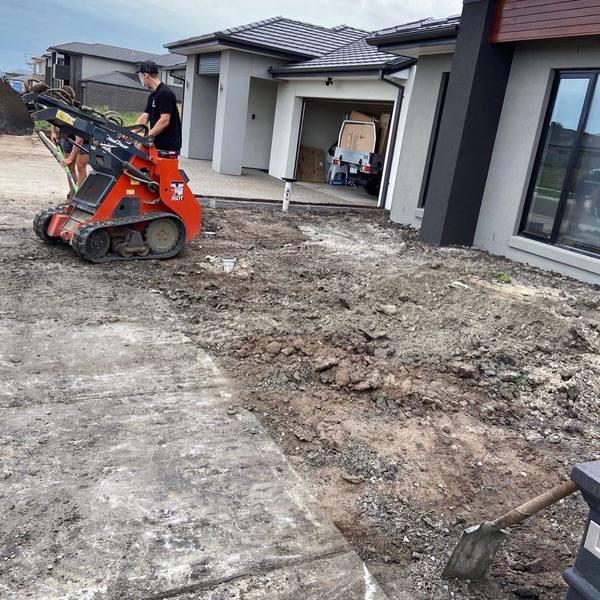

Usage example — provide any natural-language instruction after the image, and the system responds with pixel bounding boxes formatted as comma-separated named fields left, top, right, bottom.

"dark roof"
left=48, top=42, right=158, bottom=63
left=153, top=52, right=186, bottom=68
left=81, top=71, right=145, bottom=90
left=165, top=17, right=367, bottom=59
left=271, top=36, right=413, bottom=76
left=368, top=15, right=460, bottom=49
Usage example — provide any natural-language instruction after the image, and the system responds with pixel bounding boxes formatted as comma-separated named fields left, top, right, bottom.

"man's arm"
left=148, top=113, right=170, bottom=137
left=136, top=112, right=150, bottom=126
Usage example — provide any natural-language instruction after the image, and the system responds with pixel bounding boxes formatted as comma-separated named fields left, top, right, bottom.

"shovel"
left=36, top=130, right=77, bottom=193
left=442, top=479, right=578, bottom=580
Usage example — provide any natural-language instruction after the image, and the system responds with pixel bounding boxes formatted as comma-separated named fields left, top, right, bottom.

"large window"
left=521, top=72, right=600, bottom=257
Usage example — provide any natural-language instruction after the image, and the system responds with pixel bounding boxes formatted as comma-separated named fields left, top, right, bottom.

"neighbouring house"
left=3, top=69, right=31, bottom=92
left=80, top=71, right=150, bottom=113
left=369, top=0, right=600, bottom=284
left=153, top=53, right=186, bottom=102
left=29, top=54, right=51, bottom=85
left=44, top=42, right=184, bottom=112
left=165, top=17, right=412, bottom=206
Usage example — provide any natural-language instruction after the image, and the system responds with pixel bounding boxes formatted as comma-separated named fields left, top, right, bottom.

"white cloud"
left=2, top=0, right=463, bottom=70
left=88, top=0, right=463, bottom=45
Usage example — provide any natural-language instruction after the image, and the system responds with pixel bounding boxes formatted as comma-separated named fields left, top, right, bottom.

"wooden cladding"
left=492, top=0, right=600, bottom=43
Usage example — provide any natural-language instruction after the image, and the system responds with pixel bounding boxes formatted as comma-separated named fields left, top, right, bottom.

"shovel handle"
left=493, top=480, right=578, bottom=530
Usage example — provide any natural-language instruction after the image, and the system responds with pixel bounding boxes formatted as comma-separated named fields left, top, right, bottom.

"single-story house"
left=3, top=69, right=31, bottom=92
left=44, top=42, right=184, bottom=112
left=369, top=0, right=600, bottom=284
left=153, top=52, right=186, bottom=101
left=165, top=17, right=412, bottom=206
left=80, top=71, right=150, bottom=113
left=269, top=38, right=413, bottom=206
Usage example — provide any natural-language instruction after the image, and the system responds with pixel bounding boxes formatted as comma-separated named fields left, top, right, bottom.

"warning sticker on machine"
left=55, top=110, right=75, bottom=125
left=170, top=182, right=184, bottom=201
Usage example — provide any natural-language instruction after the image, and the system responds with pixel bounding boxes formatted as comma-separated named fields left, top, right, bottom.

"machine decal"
left=55, top=110, right=75, bottom=125
left=170, top=182, right=184, bottom=201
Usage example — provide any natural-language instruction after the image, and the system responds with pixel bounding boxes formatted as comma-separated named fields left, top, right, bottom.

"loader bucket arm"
left=0, top=80, right=34, bottom=135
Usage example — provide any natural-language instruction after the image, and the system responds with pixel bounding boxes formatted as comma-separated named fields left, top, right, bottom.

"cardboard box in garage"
left=349, top=110, right=377, bottom=123
left=297, top=146, right=325, bottom=183
left=377, top=112, right=392, bottom=155
left=338, top=121, right=377, bottom=153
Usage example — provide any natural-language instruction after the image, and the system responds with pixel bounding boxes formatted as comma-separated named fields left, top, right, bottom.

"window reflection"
left=522, top=73, right=600, bottom=258
left=558, top=82, right=600, bottom=255
left=522, top=77, right=588, bottom=238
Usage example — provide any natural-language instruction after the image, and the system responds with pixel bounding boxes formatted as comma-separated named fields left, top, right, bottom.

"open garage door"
left=295, top=98, right=395, bottom=207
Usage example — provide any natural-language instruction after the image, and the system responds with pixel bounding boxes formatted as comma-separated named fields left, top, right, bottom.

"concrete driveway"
left=0, top=135, right=387, bottom=599
left=180, top=158, right=379, bottom=208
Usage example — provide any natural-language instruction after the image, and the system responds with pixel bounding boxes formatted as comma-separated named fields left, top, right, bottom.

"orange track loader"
left=23, top=90, right=201, bottom=262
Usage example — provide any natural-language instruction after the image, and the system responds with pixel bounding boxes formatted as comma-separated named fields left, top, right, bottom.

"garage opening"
left=295, top=99, right=395, bottom=206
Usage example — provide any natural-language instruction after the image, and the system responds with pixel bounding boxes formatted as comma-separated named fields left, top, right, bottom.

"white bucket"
left=222, top=258, right=237, bottom=273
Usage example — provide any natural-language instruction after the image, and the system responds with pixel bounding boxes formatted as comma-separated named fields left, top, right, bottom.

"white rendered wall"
left=268, top=78, right=398, bottom=180
left=243, top=77, right=278, bottom=170
left=388, top=54, right=454, bottom=227
left=474, top=38, right=600, bottom=284
left=181, top=55, right=218, bottom=159
left=81, top=56, right=137, bottom=79
left=213, top=50, right=286, bottom=175
left=384, top=67, right=415, bottom=210
left=300, top=100, right=351, bottom=158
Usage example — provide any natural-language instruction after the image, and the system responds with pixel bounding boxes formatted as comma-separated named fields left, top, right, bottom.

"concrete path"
left=180, top=158, right=378, bottom=208
left=0, top=135, right=388, bottom=599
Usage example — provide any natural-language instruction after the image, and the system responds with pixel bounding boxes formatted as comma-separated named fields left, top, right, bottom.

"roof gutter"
left=367, top=24, right=458, bottom=49
left=46, top=47, right=152, bottom=64
left=270, top=56, right=415, bottom=79
left=165, top=34, right=313, bottom=62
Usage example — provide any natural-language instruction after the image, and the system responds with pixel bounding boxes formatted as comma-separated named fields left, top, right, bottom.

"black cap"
left=137, top=60, right=159, bottom=75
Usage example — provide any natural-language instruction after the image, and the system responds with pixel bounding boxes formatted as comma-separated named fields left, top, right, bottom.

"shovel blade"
left=442, top=522, right=506, bottom=580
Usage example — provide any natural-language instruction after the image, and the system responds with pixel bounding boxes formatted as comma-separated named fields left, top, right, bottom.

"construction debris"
left=0, top=80, right=33, bottom=135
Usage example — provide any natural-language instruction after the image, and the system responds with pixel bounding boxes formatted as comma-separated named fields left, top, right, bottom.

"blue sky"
left=1, top=0, right=462, bottom=72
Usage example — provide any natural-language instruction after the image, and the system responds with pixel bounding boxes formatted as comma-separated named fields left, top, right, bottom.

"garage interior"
left=295, top=98, right=395, bottom=206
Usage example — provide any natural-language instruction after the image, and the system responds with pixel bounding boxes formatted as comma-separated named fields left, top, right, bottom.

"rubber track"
left=33, top=205, right=69, bottom=244
left=72, top=212, right=186, bottom=263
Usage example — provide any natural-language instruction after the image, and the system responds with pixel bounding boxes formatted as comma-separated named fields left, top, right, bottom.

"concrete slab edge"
left=196, top=196, right=384, bottom=215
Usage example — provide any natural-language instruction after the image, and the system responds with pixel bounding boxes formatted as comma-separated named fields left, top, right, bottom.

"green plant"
left=91, top=106, right=139, bottom=127
left=493, top=271, right=512, bottom=284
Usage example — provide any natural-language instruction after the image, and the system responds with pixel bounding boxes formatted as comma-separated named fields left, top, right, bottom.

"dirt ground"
left=5, top=135, right=600, bottom=598
left=114, top=207, right=598, bottom=599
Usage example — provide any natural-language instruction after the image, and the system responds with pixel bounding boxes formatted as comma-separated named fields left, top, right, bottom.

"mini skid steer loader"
left=23, top=91, right=201, bottom=262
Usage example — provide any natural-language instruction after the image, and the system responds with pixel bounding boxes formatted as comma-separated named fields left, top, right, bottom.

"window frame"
left=519, top=70, right=600, bottom=255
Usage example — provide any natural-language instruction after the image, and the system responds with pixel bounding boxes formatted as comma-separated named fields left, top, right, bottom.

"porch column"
left=269, top=83, right=304, bottom=179
left=212, top=50, right=251, bottom=175
left=420, top=0, right=514, bottom=246
left=181, top=56, right=219, bottom=160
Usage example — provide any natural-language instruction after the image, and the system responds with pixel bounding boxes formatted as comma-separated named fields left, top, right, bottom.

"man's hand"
left=50, top=127, right=59, bottom=144
left=62, top=156, right=74, bottom=167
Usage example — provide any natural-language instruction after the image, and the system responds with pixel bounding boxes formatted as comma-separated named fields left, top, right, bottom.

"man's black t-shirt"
left=145, top=82, right=181, bottom=152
